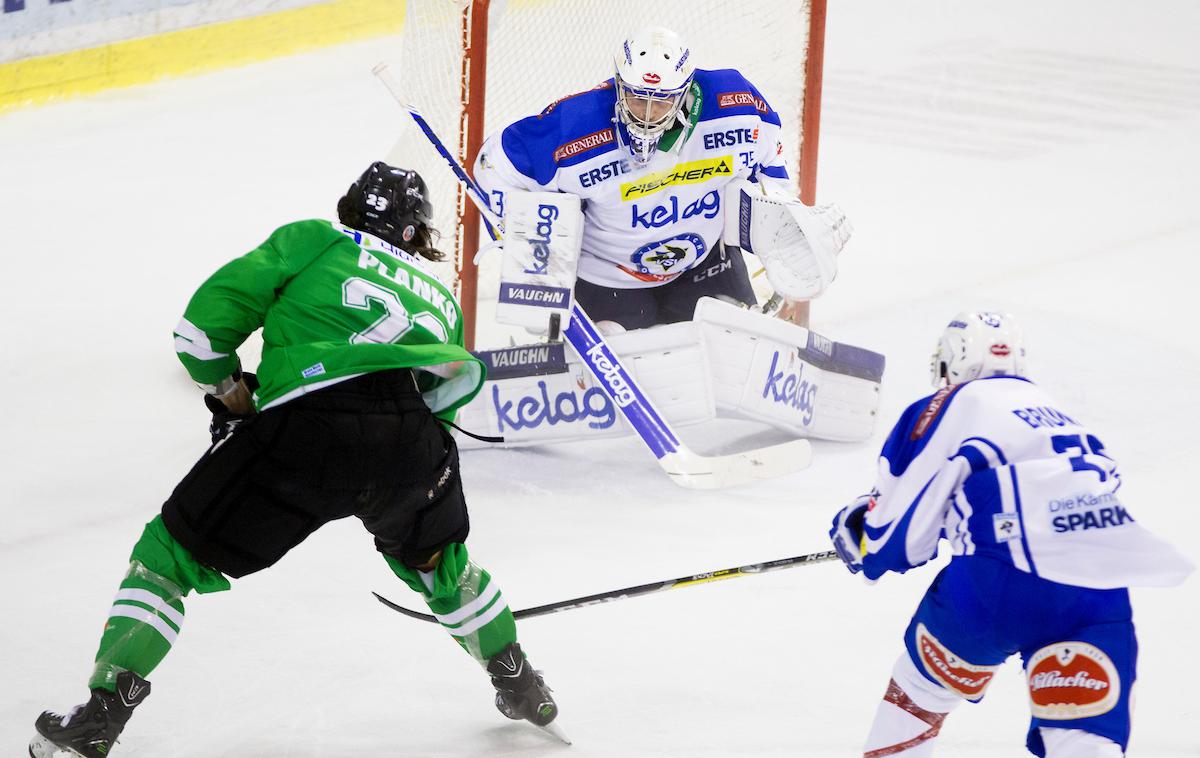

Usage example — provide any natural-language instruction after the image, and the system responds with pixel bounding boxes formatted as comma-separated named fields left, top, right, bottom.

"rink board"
left=0, top=0, right=404, bottom=113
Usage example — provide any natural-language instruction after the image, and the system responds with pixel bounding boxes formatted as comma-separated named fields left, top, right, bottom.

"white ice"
left=2, top=1, right=1199, bottom=755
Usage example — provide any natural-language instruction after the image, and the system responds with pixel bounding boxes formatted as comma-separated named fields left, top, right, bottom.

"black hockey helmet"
left=337, top=161, right=434, bottom=250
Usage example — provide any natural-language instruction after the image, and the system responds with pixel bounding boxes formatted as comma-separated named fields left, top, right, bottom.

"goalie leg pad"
left=694, top=296, right=884, bottom=441
left=454, top=324, right=715, bottom=448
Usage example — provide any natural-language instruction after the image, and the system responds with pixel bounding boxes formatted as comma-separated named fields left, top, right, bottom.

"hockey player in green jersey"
left=30, top=162, right=562, bottom=758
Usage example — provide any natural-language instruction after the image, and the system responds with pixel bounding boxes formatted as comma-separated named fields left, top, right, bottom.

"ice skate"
left=30, top=671, right=150, bottom=758
left=487, top=642, right=569, bottom=744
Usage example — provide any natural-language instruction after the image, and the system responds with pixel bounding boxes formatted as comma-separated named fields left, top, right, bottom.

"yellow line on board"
left=0, top=0, right=405, bottom=114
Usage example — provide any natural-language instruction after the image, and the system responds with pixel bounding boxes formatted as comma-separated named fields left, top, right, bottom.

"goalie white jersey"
left=861, top=376, right=1193, bottom=589
left=473, top=68, right=789, bottom=289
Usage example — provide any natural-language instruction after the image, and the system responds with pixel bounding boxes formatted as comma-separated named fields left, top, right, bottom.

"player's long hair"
left=405, top=225, right=446, bottom=262
left=336, top=198, right=446, bottom=262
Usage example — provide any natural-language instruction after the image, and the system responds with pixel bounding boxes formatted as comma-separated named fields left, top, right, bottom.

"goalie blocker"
left=455, top=297, right=883, bottom=449
left=494, top=190, right=583, bottom=335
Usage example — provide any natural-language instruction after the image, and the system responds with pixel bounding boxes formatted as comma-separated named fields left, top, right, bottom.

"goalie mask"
left=337, top=161, right=434, bottom=252
left=613, top=26, right=695, bottom=165
left=931, top=311, right=1027, bottom=387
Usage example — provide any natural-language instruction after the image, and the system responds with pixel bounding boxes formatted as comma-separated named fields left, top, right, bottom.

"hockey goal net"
left=384, top=0, right=827, bottom=348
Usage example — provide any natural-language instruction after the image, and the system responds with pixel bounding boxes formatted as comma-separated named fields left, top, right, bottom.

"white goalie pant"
left=864, top=655, right=1123, bottom=757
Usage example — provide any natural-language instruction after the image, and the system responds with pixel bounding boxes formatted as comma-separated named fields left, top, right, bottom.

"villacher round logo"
left=1026, top=641, right=1120, bottom=720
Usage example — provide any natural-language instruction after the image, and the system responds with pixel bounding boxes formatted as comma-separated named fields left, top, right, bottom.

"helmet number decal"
left=365, top=193, right=389, bottom=211
left=342, top=277, right=448, bottom=345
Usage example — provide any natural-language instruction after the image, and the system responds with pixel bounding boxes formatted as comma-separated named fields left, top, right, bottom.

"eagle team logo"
left=1026, top=642, right=1120, bottom=719
left=915, top=624, right=998, bottom=701
left=620, top=232, right=705, bottom=282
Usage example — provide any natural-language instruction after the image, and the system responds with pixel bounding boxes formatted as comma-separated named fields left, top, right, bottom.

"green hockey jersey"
left=173, top=219, right=484, bottom=420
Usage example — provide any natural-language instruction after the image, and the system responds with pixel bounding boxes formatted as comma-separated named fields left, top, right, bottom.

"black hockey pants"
left=161, top=369, right=469, bottom=578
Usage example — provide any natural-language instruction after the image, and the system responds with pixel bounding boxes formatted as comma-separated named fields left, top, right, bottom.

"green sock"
left=385, top=543, right=517, bottom=664
left=89, top=516, right=231, bottom=691
left=89, top=561, right=185, bottom=691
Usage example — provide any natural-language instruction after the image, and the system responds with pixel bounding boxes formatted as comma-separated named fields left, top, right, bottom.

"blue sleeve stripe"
left=956, top=444, right=990, bottom=474
left=1010, top=467, right=1039, bottom=576
left=863, top=474, right=936, bottom=579
left=757, top=164, right=788, bottom=179
left=963, top=436, right=1008, bottom=465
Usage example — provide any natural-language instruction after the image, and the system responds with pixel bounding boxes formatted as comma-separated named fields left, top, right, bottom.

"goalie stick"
left=373, top=549, right=839, bottom=623
left=373, top=63, right=813, bottom=489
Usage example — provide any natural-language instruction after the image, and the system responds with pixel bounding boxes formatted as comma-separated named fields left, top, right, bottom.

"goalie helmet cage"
left=386, top=0, right=828, bottom=349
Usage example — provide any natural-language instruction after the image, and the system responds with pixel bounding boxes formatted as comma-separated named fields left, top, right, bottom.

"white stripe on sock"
left=446, top=594, right=509, bottom=638
left=114, top=588, right=184, bottom=628
left=432, top=580, right=502, bottom=626
left=108, top=605, right=179, bottom=644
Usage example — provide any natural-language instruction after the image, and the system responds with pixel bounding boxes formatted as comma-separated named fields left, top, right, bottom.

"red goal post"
left=385, top=0, right=828, bottom=348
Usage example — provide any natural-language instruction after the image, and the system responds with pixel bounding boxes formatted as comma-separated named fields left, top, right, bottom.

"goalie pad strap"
left=799, top=331, right=885, bottom=384
left=474, top=343, right=568, bottom=381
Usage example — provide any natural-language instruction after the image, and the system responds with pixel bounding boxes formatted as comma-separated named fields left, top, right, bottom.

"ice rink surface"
left=2, top=1, right=1199, bottom=755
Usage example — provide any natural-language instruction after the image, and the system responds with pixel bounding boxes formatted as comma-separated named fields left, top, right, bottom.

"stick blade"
left=372, top=591, right=438, bottom=623
left=660, top=438, right=813, bottom=489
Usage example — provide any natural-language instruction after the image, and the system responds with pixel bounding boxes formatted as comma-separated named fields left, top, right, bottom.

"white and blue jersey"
left=473, top=68, right=789, bottom=289
left=861, top=376, right=1193, bottom=589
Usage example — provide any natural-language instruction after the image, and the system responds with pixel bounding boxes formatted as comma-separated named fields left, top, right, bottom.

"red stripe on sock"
left=864, top=679, right=948, bottom=757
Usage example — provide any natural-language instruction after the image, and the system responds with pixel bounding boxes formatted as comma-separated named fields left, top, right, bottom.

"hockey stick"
left=373, top=63, right=812, bottom=488
left=374, top=549, right=839, bottom=623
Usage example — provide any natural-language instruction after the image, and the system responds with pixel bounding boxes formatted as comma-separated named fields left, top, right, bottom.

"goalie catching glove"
left=722, top=178, right=852, bottom=300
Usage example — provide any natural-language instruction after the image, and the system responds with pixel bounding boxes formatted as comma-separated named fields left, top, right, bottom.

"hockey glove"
left=829, top=494, right=872, bottom=574
left=204, top=372, right=258, bottom=445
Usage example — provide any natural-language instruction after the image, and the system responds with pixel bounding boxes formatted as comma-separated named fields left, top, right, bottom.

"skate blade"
left=29, top=734, right=80, bottom=758
left=536, top=719, right=571, bottom=745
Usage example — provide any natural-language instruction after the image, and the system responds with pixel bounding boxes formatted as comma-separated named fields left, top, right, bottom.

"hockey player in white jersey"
left=829, top=312, right=1193, bottom=757
left=473, top=26, right=847, bottom=331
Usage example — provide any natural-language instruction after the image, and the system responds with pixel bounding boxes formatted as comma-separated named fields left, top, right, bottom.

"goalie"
left=472, top=25, right=849, bottom=335
left=459, top=26, right=876, bottom=455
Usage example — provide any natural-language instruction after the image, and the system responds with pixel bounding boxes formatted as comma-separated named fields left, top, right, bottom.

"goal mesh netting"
left=384, top=0, right=822, bottom=345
